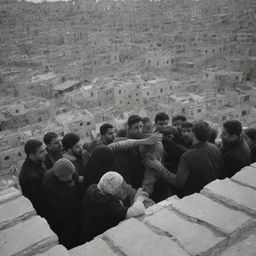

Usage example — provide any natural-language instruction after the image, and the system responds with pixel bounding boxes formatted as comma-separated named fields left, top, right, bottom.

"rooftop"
left=54, top=80, right=80, bottom=91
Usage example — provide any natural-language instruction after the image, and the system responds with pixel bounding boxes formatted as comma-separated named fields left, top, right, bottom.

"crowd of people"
left=18, top=112, right=255, bottom=249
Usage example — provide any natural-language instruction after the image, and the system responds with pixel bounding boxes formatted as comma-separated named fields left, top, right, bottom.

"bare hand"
left=144, top=133, right=162, bottom=145
left=135, top=188, right=149, bottom=201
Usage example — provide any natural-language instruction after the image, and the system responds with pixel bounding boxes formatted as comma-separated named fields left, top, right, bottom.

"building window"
left=80, top=122, right=83, bottom=126
left=222, top=116, right=226, bottom=121
left=4, top=156, right=10, bottom=161
left=244, top=95, right=250, bottom=102
left=197, top=109, right=201, bottom=113
left=147, top=92, right=149, bottom=96
left=170, top=86, right=172, bottom=90
left=90, top=92, right=94, bottom=97
left=242, top=111, right=247, bottom=116
left=16, top=109, right=19, bottom=113
left=119, top=90, right=121, bottom=94
left=128, top=95, right=131, bottom=98
left=86, top=122, right=91, bottom=126
left=160, top=89, right=163, bottom=93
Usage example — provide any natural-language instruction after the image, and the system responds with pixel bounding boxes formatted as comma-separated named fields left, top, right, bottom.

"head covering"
left=84, top=146, right=118, bottom=188
left=53, top=158, right=75, bottom=178
left=97, top=172, right=124, bottom=196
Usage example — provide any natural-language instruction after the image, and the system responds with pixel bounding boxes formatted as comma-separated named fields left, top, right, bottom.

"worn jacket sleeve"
left=155, top=155, right=189, bottom=189
left=108, top=139, right=137, bottom=152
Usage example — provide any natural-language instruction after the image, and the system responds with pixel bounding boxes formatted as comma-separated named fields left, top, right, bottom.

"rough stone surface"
left=0, top=187, right=21, bottom=205
left=145, top=208, right=225, bottom=255
left=203, top=178, right=256, bottom=216
left=38, top=245, right=70, bottom=256
left=69, top=238, right=117, bottom=256
left=145, top=195, right=180, bottom=216
left=220, top=232, right=256, bottom=256
left=104, top=218, right=190, bottom=256
left=0, top=196, right=36, bottom=230
left=172, top=193, right=253, bottom=236
left=232, top=166, right=256, bottom=190
left=0, top=216, right=58, bottom=256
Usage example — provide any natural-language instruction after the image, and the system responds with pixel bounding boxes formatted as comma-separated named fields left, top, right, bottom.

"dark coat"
left=41, top=170, right=84, bottom=249
left=83, top=146, right=118, bottom=189
left=44, top=147, right=62, bottom=170
left=115, top=146, right=145, bottom=189
left=220, top=136, right=251, bottom=179
left=155, top=142, right=222, bottom=198
left=19, top=157, right=46, bottom=216
left=81, top=184, right=128, bottom=243
left=162, top=136, right=189, bottom=173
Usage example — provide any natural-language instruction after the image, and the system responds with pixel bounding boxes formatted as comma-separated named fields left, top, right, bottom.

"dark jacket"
left=156, top=142, right=222, bottom=197
left=41, top=170, right=84, bottom=249
left=162, top=136, right=189, bottom=173
left=81, top=184, right=128, bottom=243
left=115, top=146, right=145, bottom=189
left=220, top=136, right=251, bottom=179
left=19, top=157, right=46, bottom=216
left=44, top=147, right=62, bottom=170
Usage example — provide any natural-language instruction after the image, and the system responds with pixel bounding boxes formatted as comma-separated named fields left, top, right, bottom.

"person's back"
left=41, top=159, right=83, bottom=249
left=179, top=142, right=222, bottom=196
left=82, top=184, right=128, bottom=241
left=220, top=136, right=251, bottom=178
left=220, top=120, right=251, bottom=178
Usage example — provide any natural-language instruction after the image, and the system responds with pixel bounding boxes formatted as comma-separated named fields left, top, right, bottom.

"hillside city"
left=0, top=0, right=256, bottom=186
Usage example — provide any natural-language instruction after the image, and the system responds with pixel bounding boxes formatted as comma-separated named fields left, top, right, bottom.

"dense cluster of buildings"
left=0, top=0, right=256, bottom=179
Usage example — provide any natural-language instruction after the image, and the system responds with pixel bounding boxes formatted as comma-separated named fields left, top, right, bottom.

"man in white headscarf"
left=81, top=172, right=148, bottom=243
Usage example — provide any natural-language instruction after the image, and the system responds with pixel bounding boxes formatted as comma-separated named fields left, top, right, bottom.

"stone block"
left=0, top=196, right=36, bottom=230
left=203, top=179, right=256, bottom=216
left=145, top=208, right=225, bottom=255
left=38, top=245, right=70, bottom=256
left=232, top=166, right=256, bottom=190
left=69, top=238, right=117, bottom=256
left=172, top=193, right=253, bottom=236
left=0, top=216, right=58, bottom=256
left=0, top=187, right=21, bottom=205
left=145, top=195, right=180, bottom=216
left=220, top=233, right=256, bottom=256
left=104, top=218, right=189, bottom=256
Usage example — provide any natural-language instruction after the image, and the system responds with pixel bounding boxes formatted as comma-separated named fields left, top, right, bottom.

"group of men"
left=18, top=112, right=254, bottom=248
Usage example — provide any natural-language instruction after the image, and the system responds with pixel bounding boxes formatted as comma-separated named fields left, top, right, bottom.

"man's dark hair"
left=155, top=112, right=169, bottom=124
left=142, top=117, right=151, bottom=125
left=62, top=133, right=80, bottom=151
left=223, top=120, right=242, bottom=137
left=182, top=121, right=192, bottom=129
left=43, top=132, right=58, bottom=146
left=24, top=140, right=43, bottom=156
left=193, top=121, right=212, bottom=142
left=127, top=115, right=142, bottom=128
left=172, top=115, right=187, bottom=123
left=100, top=123, right=114, bottom=136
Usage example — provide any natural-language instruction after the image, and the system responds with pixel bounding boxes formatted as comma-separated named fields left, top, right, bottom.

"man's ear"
left=28, top=153, right=35, bottom=161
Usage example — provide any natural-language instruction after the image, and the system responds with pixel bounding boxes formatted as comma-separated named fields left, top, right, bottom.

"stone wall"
left=1, top=163, right=256, bottom=255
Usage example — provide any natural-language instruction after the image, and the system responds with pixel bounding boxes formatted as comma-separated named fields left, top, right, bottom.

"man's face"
left=102, top=128, right=116, bottom=145
left=172, top=119, right=184, bottom=130
left=129, top=121, right=143, bottom=139
left=221, top=127, right=237, bottom=144
left=71, top=142, right=82, bottom=157
left=156, top=119, right=169, bottom=133
left=182, top=127, right=193, bottom=140
left=35, top=145, right=47, bottom=162
left=48, top=137, right=62, bottom=152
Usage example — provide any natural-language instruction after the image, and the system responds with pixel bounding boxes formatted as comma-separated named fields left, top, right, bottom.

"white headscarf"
left=97, top=172, right=124, bottom=196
